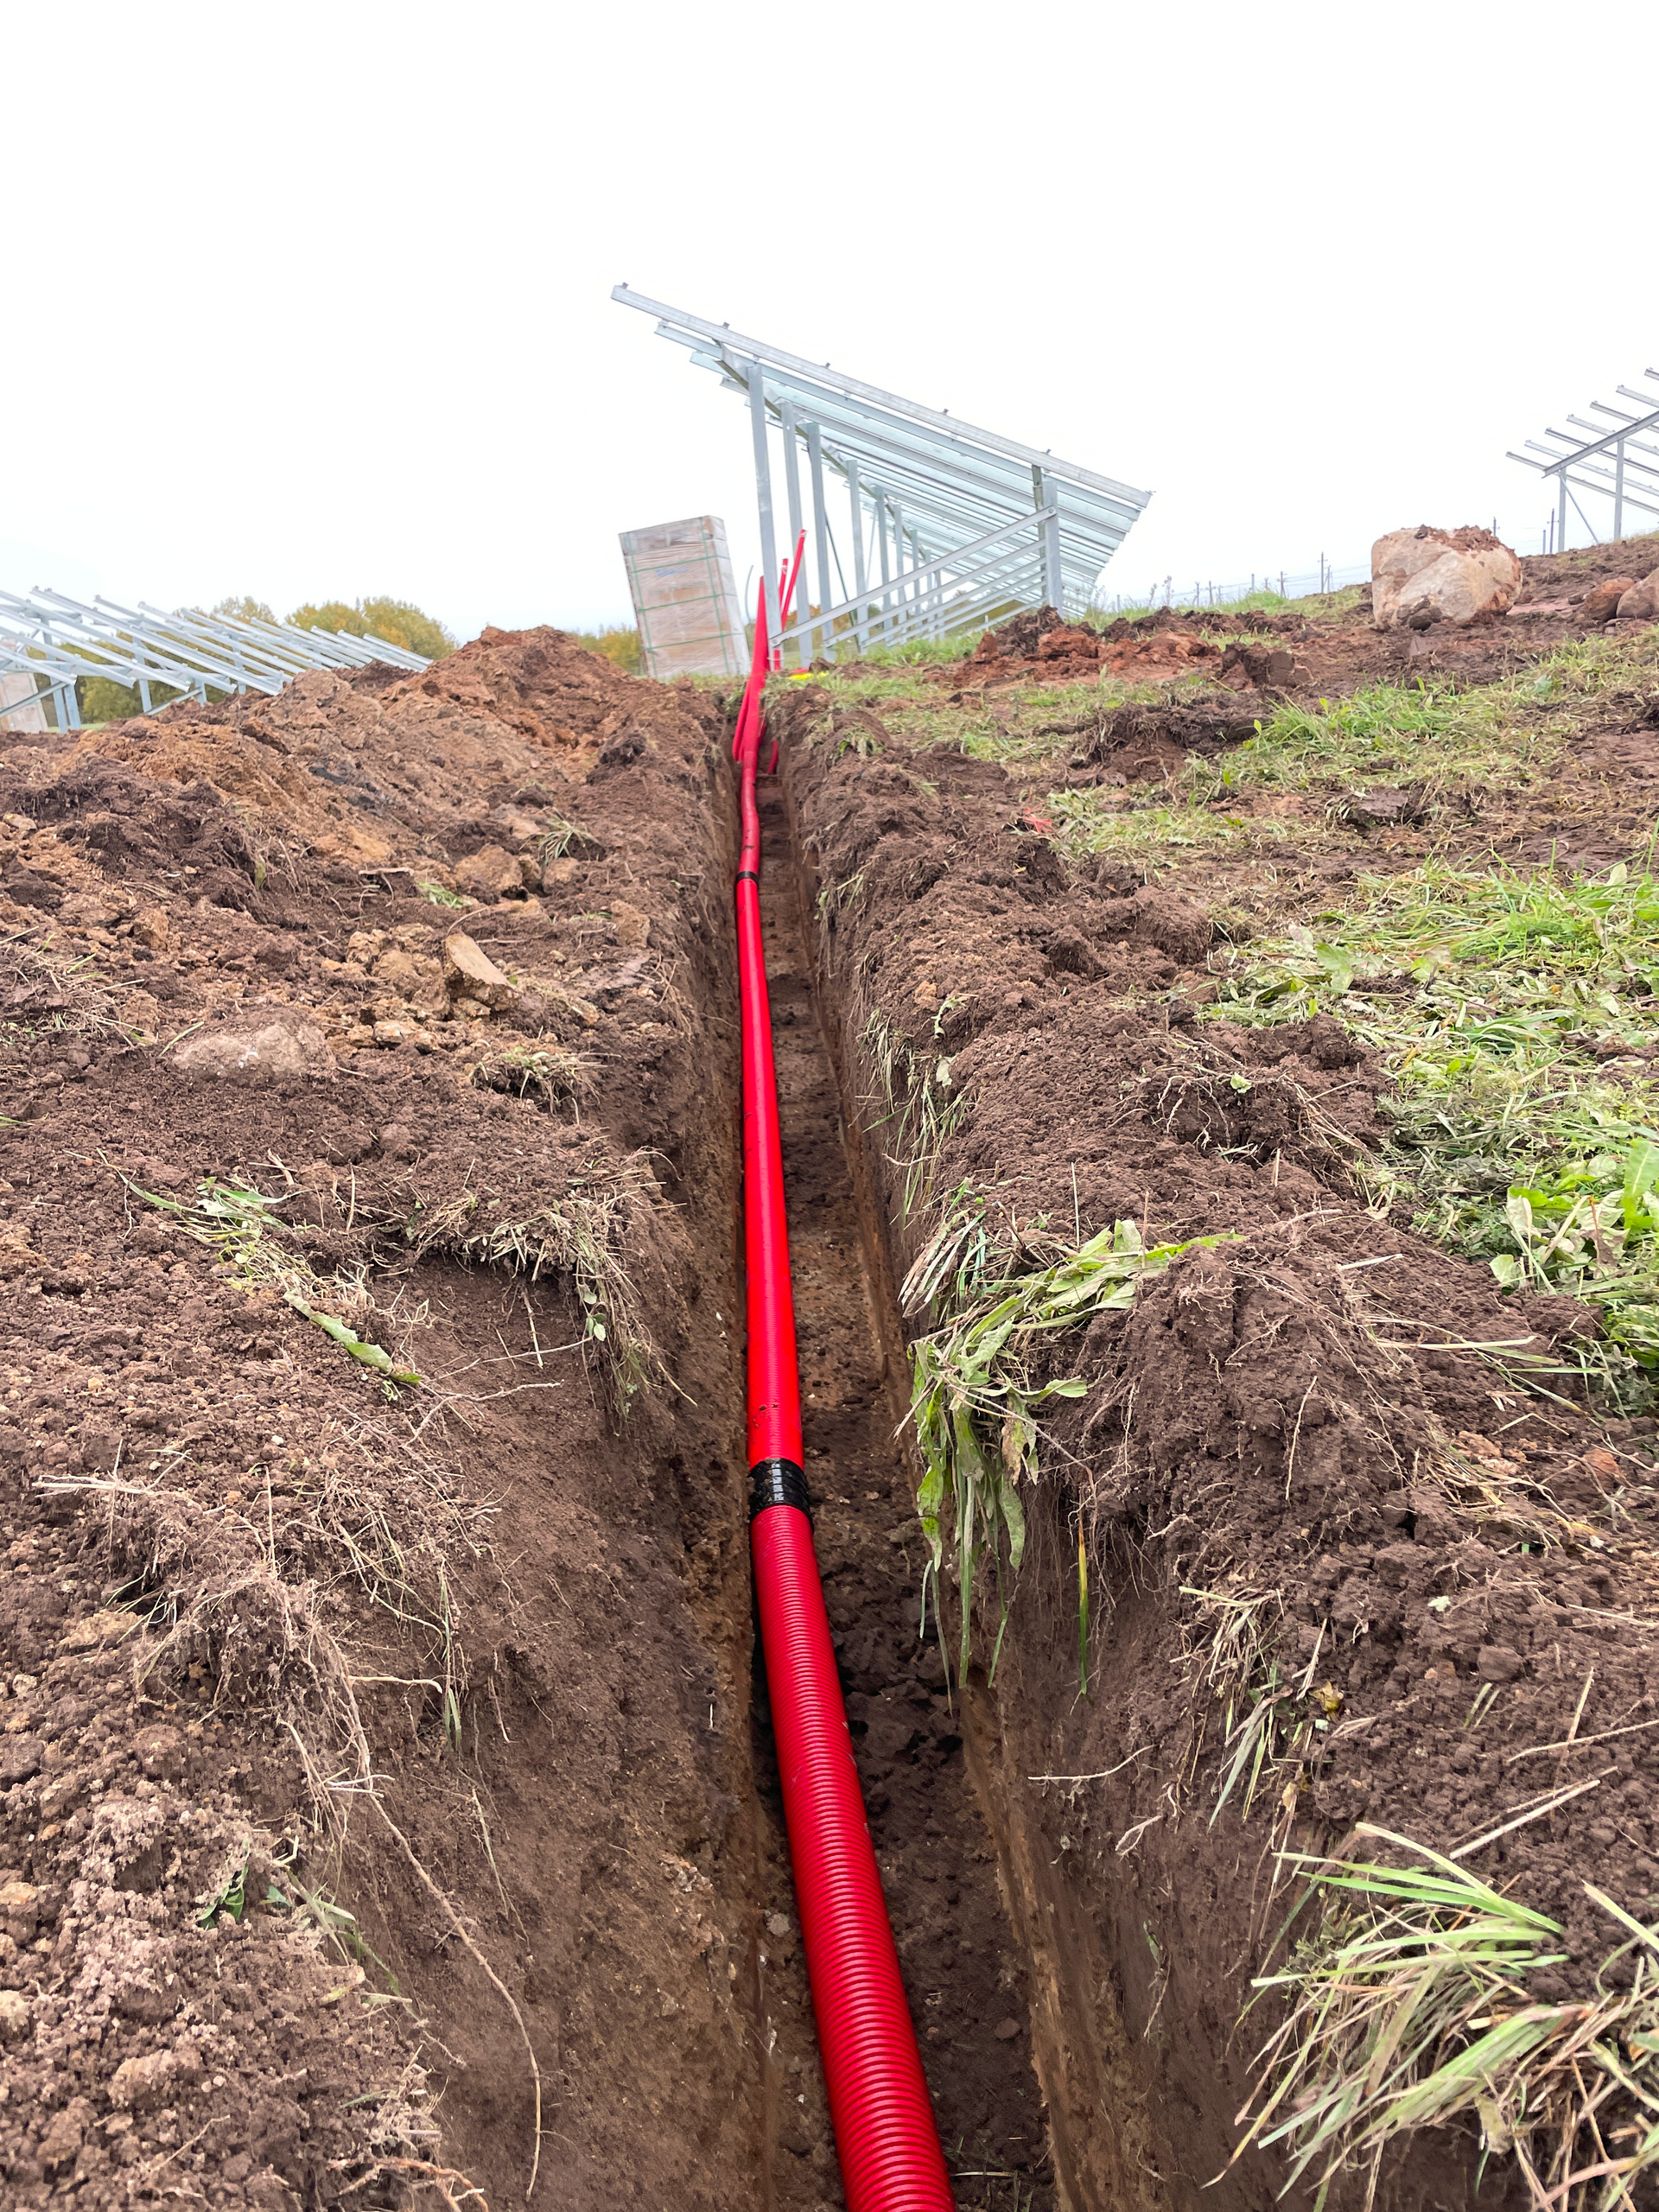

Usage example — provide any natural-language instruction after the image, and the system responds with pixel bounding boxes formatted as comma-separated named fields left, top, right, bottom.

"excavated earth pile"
left=0, top=627, right=1074, bottom=2211
left=0, top=633, right=776, bottom=2209
left=2, top=545, right=1659, bottom=2211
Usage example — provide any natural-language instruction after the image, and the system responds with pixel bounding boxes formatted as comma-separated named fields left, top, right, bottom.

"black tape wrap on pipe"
left=749, top=1457, right=812, bottom=1520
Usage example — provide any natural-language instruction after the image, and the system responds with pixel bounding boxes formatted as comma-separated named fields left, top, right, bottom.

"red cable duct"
left=735, top=556, right=956, bottom=2211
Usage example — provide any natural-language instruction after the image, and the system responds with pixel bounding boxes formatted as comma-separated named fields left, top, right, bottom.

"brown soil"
left=3, top=538, right=1657, bottom=2211
left=0, top=627, right=1064, bottom=2211
left=773, top=544, right=1659, bottom=2206
left=0, top=632, right=780, bottom=2209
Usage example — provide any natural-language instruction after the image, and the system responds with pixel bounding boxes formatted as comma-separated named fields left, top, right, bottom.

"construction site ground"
left=0, top=532, right=1657, bottom=2210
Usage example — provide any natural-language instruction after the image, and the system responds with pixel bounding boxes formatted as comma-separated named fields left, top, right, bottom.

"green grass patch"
left=1214, top=630, right=1656, bottom=803
left=791, top=664, right=1177, bottom=773
left=1213, top=680, right=1459, bottom=792
left=1049, top=785, right=1262, bottom=856
left=1044, top=626, right=1659, bottom=867
left=855, top=634, right=972, bottom=665
left=1209, top=860, right=1659, bottom=1391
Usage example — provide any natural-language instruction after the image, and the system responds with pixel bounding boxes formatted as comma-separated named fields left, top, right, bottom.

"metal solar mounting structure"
left=612, top=287, right=1152, bottom=663
left=1507, top=369, right=1659, bottom=549
left=0, top=587, right=429, bottom=734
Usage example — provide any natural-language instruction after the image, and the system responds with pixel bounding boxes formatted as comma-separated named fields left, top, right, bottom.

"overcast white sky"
left=3, top=2, right=1651, bottom=642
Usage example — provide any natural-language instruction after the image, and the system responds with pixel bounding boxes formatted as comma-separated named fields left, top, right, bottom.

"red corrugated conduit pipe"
left=734, top=553, right=956, bottom=2212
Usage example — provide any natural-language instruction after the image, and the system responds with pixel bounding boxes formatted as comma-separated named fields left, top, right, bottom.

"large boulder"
left=1617, top=569, right=1659, bottom=623
left=1371, top=525, right=1522, bottom=630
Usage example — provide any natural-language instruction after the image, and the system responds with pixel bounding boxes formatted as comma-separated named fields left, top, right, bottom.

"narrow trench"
left=358, top=765, right=1163, bottom=2210
left=743, top=782, right=1056, bottom=2212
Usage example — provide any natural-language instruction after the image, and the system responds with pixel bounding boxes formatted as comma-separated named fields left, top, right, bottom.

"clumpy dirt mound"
left=922, top=533, right=1659, bottom=743
left=0, top=1574, right=431, bottom=2196
left=46, top=624, right=712, bottom=887
left=1082, top=697, right=1274, bottom=784
left=0, top=635, right=790, bottom=2209
left=777, top=672, right=1659, bottom=2209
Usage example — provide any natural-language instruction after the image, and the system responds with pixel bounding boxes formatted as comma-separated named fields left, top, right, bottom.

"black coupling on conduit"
left=735, top=870, right=759, bottom=886
left=749, top=1458, right=811, bottom=1520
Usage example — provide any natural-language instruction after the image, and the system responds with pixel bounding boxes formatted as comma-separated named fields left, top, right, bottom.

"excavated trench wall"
left=774, top=759, right=1182, bottom=2212
left=774, top=709, right=1534, bottom=2212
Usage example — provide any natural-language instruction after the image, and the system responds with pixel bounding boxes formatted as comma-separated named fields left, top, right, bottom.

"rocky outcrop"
left=1617, top=569, right=1659, bottom=622
left=1371, top=524, right=1522, bottom=630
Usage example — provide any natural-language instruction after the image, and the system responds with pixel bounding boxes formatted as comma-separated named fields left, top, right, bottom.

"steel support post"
left=1616, top=438, right=1626, bottom=541
left=875, top=493, right=893, bottom=642
left=748, top=365, right=779, bottom=628
left=781, top=402, right=805, bottom=648
left=912, top=540, right=929, bottom=641
left=893, top=500, right=909, bottom=638
left=1558, top=468, right=1569, bottom=556
left=806, top=422, right=830, bottom=661
left=849, top=460, right=869, bottom=652
left=1033, top=467, right=1065, bottom=613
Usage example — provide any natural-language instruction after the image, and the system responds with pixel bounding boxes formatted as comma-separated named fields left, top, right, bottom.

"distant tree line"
left=289, top=596, right=456, bottom=663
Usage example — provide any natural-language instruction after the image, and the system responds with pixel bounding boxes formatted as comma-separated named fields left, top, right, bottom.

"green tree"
left=289, top=595, right=455, bottom=661
left=75, top=674, right=183, bottom=724
left=567, top=625, right=642, bottom=675
left=212, top=594, right=276, bottom=625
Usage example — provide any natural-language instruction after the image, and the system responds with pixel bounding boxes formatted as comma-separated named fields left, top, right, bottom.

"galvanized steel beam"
left=614, top=286, right=1151, bottom=638
left=0, top=585, right=430, bottom=728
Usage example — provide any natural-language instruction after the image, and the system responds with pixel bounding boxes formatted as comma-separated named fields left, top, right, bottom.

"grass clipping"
left=404, top=1149, right=664, bottom=1404
left=903, top=1201, right=1230, bottom=1687
left=131, top=1175, right=421, bottom=1385
left=1235, top=1829, right=1659, bottom=2210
